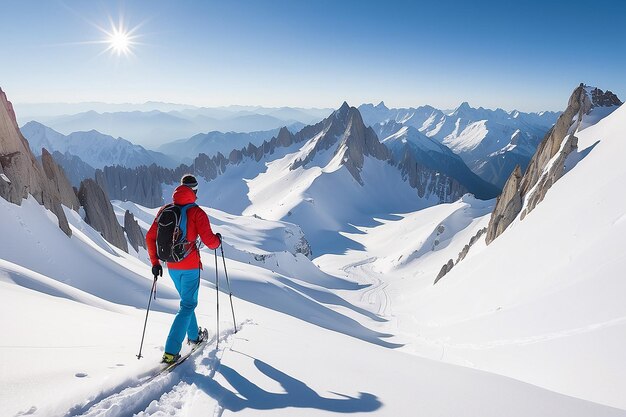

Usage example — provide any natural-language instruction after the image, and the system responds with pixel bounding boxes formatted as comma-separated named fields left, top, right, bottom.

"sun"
left=108, top=28, right=131, bottom=56
left=104, top=24, right=136, bottom=57
left=65, top=12, right=144, bottom=59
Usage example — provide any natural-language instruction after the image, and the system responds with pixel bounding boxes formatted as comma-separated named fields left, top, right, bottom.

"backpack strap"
left=177, top=203, right=197, bottom=242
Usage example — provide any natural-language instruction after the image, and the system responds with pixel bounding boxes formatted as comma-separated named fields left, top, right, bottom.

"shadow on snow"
left=196, top=353, right=381, bottom=414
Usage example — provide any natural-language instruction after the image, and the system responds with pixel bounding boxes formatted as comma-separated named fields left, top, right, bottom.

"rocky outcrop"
left=589, top=87, right=621, bottom=108
left=96, top=165, right=165, bottom=208
left=485, top=165, right=522, bottom=244
left=434, top=259, right=454, bottom=284
left=398, top=147, right=466, bottom=202
left=434, top=227, right=487, bottom=284
left=519, top=85, right=588, bottom=196
left=457, top=227, right=487, bottom=263
left=46, top=151, right=96, bottom=188
left=41, top=148, right=80, bottom=210
left=485, top=84, right=620, bottom=244
left=0, top=87, right=77, bottom=236
left=520, top=134, right=578, bottom=220
left=276, top=126, right=294, bottom=147
left=124, top=210, right=145, bottom=252
left=78, top=178, right=128, bottom=252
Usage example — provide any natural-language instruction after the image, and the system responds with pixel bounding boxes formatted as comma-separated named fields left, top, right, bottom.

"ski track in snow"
left=67, top=325, right=247, bottom=417
left=343, top=258, right=392, bottom=318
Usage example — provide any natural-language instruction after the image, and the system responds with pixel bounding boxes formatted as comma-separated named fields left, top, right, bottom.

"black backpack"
left=156, top=203, right=197, bottom=262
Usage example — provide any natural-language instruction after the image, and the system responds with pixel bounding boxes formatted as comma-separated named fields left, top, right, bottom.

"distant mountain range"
left=15, top=104, right=333, bottom=148
left=18, top=100, right=568, bottom=204
left=376, top=121, right=500, bottom=199
left=20, top=121, right=178, bottom=170
left=157, top=123, right=305, bottom=163
left=359, top=102, right=560, bottom=188
left=96, top=102, right=501, bottom=254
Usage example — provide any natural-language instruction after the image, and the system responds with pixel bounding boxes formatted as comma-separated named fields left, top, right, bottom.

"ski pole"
left=220, top=242, right=237, bottom=333
left=136, top=276, right=158, bottom=360
left=214, top=249, right=220, bottom=348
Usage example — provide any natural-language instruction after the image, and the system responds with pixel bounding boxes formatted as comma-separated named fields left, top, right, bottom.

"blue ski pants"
left=164, top=268, right=201, bottom=354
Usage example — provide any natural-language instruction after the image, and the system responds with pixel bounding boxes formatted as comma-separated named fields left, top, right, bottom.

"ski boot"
left=161, top=352, right=181, bottom=364
left=188, top=327, right=208, bottom=345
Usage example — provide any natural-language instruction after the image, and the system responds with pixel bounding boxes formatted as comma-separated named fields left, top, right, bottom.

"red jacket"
left=146, top=185, right=221, bottom=270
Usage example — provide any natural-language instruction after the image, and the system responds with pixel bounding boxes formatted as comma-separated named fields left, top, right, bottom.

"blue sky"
left=1, top=0, right=624, bottom=111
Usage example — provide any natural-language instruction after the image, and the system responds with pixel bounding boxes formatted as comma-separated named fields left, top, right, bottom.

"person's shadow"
left=194, top=352, right=381, bottom=414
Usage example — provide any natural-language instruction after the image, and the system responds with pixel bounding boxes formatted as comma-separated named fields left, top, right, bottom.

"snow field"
left=2, top=101, right=626, bottom=416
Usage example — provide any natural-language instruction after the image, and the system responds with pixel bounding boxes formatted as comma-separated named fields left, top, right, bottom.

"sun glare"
left=93, top=16, right=142, bottom=58
left=104, top=24, right=136, bottom=57
left=108, top=28, right=131, bottom=55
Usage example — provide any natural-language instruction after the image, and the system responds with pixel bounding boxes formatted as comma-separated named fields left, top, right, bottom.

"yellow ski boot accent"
left=161, top=352, right=180, bottom=364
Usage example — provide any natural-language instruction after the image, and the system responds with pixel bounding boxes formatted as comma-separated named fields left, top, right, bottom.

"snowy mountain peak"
left=291, top=103, right=388, bottom=184
left=375, top=101, right=388, bottom=110
left=276, top=126, right=295, bottom=147
left=453, top=101, right=472, bottom=114
left=335, top=101, right=351, bottom=119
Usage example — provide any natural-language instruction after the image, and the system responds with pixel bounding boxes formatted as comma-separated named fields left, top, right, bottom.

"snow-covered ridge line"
left=360, top=99, right=562, bottom=188
left=97, top=102, right=475, bottom=210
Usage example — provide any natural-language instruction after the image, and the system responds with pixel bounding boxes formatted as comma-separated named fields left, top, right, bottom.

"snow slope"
left=175, top=125, right=437, bottom=255
left=316, top=103, right=626, bottom=409
left=3, top=189, right=624, bottom=416
left=3, top=97, right=626, bottom=417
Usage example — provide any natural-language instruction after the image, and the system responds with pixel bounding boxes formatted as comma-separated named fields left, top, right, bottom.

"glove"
left=215, top=233, right=222, bottom=247
left=152, top=264, right=163, bottom=279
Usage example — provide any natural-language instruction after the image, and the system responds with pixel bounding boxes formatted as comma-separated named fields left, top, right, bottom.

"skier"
left=146, top=174, right=222, bottom=364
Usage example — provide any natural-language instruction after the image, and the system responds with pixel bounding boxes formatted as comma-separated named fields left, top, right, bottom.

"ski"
left=144, top=328, right=209, bottom=383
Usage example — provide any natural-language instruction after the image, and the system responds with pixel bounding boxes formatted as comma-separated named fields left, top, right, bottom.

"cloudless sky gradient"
left=1, top=0, right=625, bottom=111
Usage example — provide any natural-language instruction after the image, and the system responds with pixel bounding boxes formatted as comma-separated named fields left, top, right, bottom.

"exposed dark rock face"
left=434, top=227, right=487, bottom=284
left=590, top=87, right=621, bottom=107
left=295, top=236, right=312, bottom=259
left=276, top=126, right=294, bottom=147
left=520, top=134, right=578, bottom=220
left=434, top=259, right=455, bottom=284
left=96, top=165, right=165, bottom=208
left=77, top=178, right=128, bottom=252
left=48, top=151, right=96, bottom=188
left=41, top=148, right=80, bottom=210
left=485, top=84, right=621, bottom=244
left=124, top=210, right=145, bottom=252
left=457, top=227, right=487, bottom=264
left=398, top=147, right=466, bottom=202
left=0, top=87, right=77, bottom=236
left=485, top=165, right=523, bottom=244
